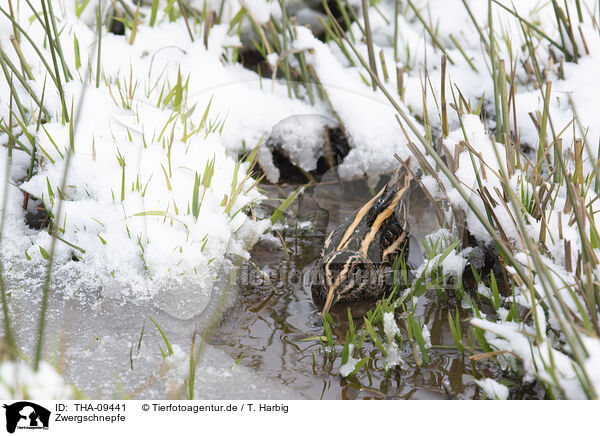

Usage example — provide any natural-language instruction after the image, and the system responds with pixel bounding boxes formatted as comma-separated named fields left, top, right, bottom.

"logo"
left=2, top=402, right=50, bottom=433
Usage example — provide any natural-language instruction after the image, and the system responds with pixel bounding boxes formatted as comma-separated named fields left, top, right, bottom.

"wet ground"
left=2, top=172, right=526, bottom=399
left=210, top=175, right=503, bottom=399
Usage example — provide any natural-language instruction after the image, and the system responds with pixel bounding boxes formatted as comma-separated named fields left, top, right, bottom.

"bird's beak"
left=321, top=287, right=339, bottom=317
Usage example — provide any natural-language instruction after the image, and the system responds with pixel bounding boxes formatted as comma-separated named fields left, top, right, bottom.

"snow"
left=0, top=0, right=317, bottom=398
left=475, top=378, right=509, bottom=400
left=261, top=114, right=338, bottom=182
left=292, top=26, right=425, bottom=179
left=360, top=0, right=600, bottom=399
left=477, top=283, right=493, bottom=301
left=0, top=361, right=76, bottom=400
left=421, top=324, right=432, bottom=350
left=471, top=318, right=600, bottom=399
left=0, top=6, right=290, bottom=322
left=382, top=311, right=404, bottom=370
left=440, top=251, right=468, bottom=279
left=383, top=311, right=400, bottom=339
left=339, top=344, right=362, bottom=378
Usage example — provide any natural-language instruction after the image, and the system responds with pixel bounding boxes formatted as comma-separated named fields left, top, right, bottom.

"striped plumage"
left=312, top=161, right=411, bottom=314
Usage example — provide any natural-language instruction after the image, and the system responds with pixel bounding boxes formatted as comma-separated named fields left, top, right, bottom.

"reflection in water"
left=210, top=179, right=504, bottom=399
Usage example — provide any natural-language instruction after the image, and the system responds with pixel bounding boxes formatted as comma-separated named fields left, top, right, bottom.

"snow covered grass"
left=0, top=0, right=310, bottom=398
left=299, top=0, right=600, bottom=399
left=2, top=0, right=600, bottom=399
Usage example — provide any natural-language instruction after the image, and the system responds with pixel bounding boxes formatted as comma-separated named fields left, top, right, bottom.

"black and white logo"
left=3, top=402, right=50, bottom=433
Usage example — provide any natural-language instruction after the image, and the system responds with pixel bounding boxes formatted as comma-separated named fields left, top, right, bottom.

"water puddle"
left=211, top=178, right=504, bottom=399
left=2, top=175, right=509, bottom=399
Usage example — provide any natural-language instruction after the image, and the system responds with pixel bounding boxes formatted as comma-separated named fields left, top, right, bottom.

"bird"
left=312, top=160, right=411, bottom=315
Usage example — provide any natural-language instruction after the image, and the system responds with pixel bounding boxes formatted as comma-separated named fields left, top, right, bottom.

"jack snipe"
left=312, top=161, right=411, bottom=315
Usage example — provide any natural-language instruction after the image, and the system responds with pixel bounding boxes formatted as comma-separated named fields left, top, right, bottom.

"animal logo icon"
left=2, top=402, right=50, bottom=433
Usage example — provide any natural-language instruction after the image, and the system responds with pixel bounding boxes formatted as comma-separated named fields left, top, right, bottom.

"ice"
left=0, top=267, right=301, bottom=399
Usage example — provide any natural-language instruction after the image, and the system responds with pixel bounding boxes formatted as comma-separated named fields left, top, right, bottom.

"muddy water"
left=210, top=178, right=501, bottom=399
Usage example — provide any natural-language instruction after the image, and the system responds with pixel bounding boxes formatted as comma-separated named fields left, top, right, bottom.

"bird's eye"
left=351, top=265, right=363, bottom=280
